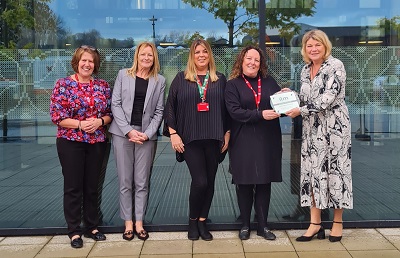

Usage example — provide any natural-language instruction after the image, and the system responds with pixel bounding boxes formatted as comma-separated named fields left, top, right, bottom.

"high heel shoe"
left=329, top=221, right=343, bottom=242
left=296, top=222, right=325, bottom=242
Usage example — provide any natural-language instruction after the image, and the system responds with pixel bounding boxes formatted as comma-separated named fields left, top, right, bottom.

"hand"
left=221, top=131, right=230, bottom=153
left=127, top=130, right=147, bottom=144
left=279, top=87, right=292, bottom=93
left=80, top=118, right=101, bottom=134
left=285, top=107, right=301, bottom=118
left=262, top=109, right=280, bottom=120
left=170, top=134, right=184, bottom=153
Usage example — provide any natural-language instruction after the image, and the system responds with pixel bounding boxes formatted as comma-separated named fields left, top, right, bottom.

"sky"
left=48, top=0, right=400, bottom=41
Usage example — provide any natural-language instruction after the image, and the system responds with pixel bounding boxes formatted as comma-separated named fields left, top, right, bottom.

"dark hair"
left=229, top=45, right=268, bottom=80
left=70, top=45, right=101, bottom=74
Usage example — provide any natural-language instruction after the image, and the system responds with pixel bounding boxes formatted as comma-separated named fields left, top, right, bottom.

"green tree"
left=182, top=0, right=316, bottom=46
left=377, top=16, right=400, bottom=45
left=0, top=0, right=62, bottom=48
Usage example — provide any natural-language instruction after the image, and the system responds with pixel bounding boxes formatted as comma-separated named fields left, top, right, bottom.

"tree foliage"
left=376, top=16, right=400, bottom=45
left=0, top=0, right=60, bottom=48
left=182, top=0, right=316, bottom=46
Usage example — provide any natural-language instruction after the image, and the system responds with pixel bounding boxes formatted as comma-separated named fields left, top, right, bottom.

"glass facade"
left=1, top=0, right=400, bottom=235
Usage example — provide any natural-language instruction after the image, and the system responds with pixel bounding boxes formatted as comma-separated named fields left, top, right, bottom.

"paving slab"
left=88, top=241, right=143, bottom=257
left=140, top=239, right=192, bottom=255
left=245, top=252, right=299, bottom=258
left=34, top=242, right=94, bottom=258
left=193, top=238, right=243, bottom=254
left=348, top=250, right=400, bottom=258
left=376, top=228, right=400, bottom=236
left=0, top=245, right=42, bottom=258
left=297, top=250, right=352, bottom=258
left=341, top=236, right=397, bottom=251
left=0, top=235, right=51, bottom=245
left=385, top=235, right=400, bottom=249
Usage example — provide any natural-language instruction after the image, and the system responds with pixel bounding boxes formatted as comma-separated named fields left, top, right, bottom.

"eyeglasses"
left=80, top=45, right=98, bottom=53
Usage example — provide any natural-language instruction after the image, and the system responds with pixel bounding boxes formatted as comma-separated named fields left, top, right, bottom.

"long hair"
left=127, top=42, right=160, bottom=80
left=71, top=45, right=101, bottom=74
left=184, top=39, right=219, bottom=82
left=229, top=45, right=268, bottom=80
left=301, top=29, right=332, bottom=64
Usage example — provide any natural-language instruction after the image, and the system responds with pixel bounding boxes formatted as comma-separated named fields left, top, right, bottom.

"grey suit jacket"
left=109, top=69, right=166, bottom=141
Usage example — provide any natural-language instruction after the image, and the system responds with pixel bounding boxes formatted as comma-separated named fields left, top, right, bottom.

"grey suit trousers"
left=112, top=131, right=155, bottom=221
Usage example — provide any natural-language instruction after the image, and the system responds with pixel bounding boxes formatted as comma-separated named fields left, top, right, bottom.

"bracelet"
left=78, top=120, right=81, bottom=131
left=100, top=117, right=105, bottom=126
left=226, top=130, right=231, bottom=134
left=170, top=132, right=177, bottom=135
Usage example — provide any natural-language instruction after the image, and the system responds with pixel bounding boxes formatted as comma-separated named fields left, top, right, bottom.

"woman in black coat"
left=225, top=45, right=283, bottom=240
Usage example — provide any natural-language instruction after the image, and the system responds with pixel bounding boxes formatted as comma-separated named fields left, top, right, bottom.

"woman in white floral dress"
left=286, top=29, right=352, bottom=243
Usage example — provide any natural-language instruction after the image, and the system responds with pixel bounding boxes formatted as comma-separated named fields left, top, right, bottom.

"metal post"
left=258, top=0, right=266, bottom=57
left=149, top=15, right=157, bottom=40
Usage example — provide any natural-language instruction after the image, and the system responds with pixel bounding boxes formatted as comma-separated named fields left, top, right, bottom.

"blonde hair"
left=184, top=39, right=219, bottom=82
left=301, top=29, right=332, bottom=63
left=127, top=42, right=160, bottom=80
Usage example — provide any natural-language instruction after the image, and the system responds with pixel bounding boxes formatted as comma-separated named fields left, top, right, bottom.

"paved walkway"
left=1, top=228, right=399, bottom=258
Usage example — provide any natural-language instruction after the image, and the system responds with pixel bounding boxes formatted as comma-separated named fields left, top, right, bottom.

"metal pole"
left=258, top=0, right=266, bottom=57
left=149, top=15, right=157, bottom=39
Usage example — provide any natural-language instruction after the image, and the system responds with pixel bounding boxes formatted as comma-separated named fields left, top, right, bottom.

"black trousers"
left=56, top=138, right=106, bottom=238
left=183, top=139, right=220, bottom=219
left=236, top=183, right=271, bottom=231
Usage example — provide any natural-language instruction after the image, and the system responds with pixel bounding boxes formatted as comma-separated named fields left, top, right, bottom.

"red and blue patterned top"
left=50, top=76, right=112, bottom=144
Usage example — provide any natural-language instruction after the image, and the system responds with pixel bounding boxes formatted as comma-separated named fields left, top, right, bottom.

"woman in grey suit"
left=109, top=42, right=165, bottom=241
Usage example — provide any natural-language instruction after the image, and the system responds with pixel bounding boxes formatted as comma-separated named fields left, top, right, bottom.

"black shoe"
left=239, top=227, right=250, bottom=240
left=84, top=230, right=106, bottom=241
left=257, top=227, right=276, bottom=240
left=135, top=229, right=149, bottom=241
left=198, top=220, right=213, bottom=241
left=296, top=223, right=325, bottom=242
left=188, top=219, right=199, bottom=240
left=329, top=221, right=343, bottom=242
left=122, top=230, right=134, bottom=241
left=70, top=237, right=83, bottom=248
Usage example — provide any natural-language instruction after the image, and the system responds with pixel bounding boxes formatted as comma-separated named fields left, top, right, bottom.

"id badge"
left=197, top=102, right=209, bottom=112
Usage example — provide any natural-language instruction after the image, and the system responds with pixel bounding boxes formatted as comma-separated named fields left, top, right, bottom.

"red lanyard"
left=75, top=74, right=94, bottom=108
left=242, top=75, right=261, bottom=110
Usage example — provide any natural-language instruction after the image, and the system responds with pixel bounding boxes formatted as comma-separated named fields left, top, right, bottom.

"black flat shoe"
left=257, top=227, right=276, bottom=240
left=329, top=221, right=343, bottom=242
left=135, top=229, right=149, bottom=241
left=84, top=231, right=106, bottom=241
left=70, top=237, right=83, bottom=248
left=239, top=227, right=250, bottom=240
left=122, top=230, right=134, bottom=241
left=296, top=222, right=325, bottom=242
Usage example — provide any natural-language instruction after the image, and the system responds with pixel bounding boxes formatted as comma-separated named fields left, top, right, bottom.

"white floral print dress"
left=299, top=55, right=353, bottom=209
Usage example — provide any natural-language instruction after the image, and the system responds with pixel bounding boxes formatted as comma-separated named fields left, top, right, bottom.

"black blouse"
left=163, top=71, right=229, bottom=145
left=130, top=76, right=148, bottom=126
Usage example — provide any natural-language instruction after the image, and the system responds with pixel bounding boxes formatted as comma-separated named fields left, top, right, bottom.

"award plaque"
left=270, top=91, right=300, bottom=114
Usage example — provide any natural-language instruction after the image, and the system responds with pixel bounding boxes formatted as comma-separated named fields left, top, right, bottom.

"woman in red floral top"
left=50, top=45, right=112, bottom=249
